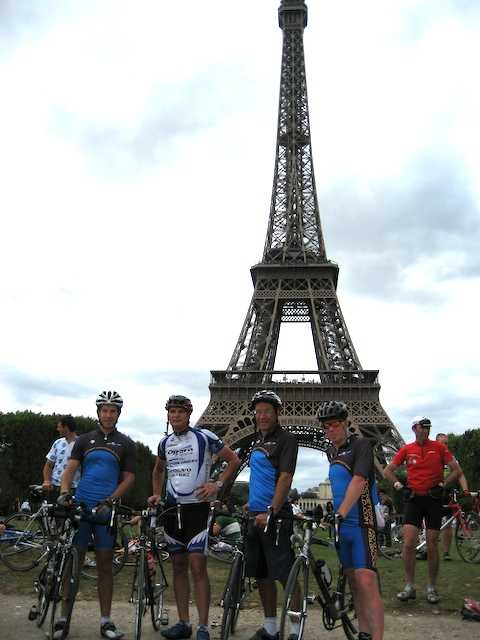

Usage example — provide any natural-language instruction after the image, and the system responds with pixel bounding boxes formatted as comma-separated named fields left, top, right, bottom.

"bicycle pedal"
left=160, top=613, right=169, bottom=625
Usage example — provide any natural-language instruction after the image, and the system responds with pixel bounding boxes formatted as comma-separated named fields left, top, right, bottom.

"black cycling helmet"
left=317, top=400, right=348, bottom=423
left=411, top=416, right=431, bottom=428
left=96, top=390, right=123, bottom=414
left=165, top=395, right=193, bottom=414
left=249, top=390, right=282, bottom=412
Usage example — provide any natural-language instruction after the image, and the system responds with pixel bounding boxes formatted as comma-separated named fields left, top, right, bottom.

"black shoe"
left=161, top=622, right=193, bottom=639
left=248, top=629, right=279, bottom=640
left=53, top=619, right=69, bottom=640
left=100, top=621, right=124, bottom=639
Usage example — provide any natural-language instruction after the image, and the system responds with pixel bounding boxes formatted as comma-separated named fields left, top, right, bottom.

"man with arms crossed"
left=43, top=415, right=80, bottom=499
left=318, top=400, right=384, bottom=640
left=384, top=417, right=461, bottom=603
left=435, top=432, right=469, bottom=560
left=59, top=391, right=136, bottom=640
left=149, top=395, right=240, bottom=640
left=246, top=390, right=299, bottom=640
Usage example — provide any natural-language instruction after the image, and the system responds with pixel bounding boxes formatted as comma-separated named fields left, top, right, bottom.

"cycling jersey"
left=71, top=426, right=136, bottom=508
left=248, top=424, right=298, bottom=512
left=328, top=436, right=379, bottom=528
left=391, top=439, right=453, bottom=494
left=158, top=427, right=224, bottom=504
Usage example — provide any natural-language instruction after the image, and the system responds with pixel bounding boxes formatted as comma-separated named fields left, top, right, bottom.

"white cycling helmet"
left=96, top=390, right=124, bottom=413
left=411, top=416, right=431, bottom=428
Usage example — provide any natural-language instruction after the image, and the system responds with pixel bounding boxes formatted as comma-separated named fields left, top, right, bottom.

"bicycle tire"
left=0, top=512, right=46, bottom=571
left=221, top=554, right=244, bottom=640
left=50, top=546, right=80, bottom=640
left=339, top=572, right=358, bottom=640
left=133, top=548, right=147, bottom=640
left=81, top=530, right=128, bottom=580
left=35, top=562, right=55, bottom=627
left=456, top=512, right=480, bottom=564
left=150, top=549, right=168, bottom=631
left=378, top=522, right=403, bottom=560
left=279, top=556, right=308, bottom=640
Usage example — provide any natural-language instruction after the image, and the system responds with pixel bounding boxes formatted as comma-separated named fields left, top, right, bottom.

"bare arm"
left=383, top=461, right=400, bottom=485
left=148, top=457, right=165, bottom=505
left=60, top=459, right=81, bottom=494
left=271, top=471, right=294, bottom=515
left=444, top=458, right=461, bottom=487
left=42, top=460, right=54, bottom=487
left=196, top=445, right=240, bottom=501
left=458, top=471, right=469, bottom=492
left=337, top=475, right=367, bottom=519
left=109, top=471, right=135, bottom=501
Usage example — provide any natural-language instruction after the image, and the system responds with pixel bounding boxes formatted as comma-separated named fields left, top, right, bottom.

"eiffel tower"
left=197, top=0, right=403, bottom=468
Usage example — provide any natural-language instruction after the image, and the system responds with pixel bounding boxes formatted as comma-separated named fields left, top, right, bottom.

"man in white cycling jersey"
left=149, top=395, right=240, bottom=640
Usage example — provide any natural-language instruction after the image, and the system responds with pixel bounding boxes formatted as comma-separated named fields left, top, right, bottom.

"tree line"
left=0, top=411, right=155, bottom=513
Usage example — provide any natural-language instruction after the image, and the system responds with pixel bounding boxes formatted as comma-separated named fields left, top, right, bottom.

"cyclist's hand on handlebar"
left=93, top=499, right=113, bottom=521
left=462, top=490, right=471, bottom=497
left=147, top=494, right=162, bottom=507
left=57, top=493, right=73, bottom=507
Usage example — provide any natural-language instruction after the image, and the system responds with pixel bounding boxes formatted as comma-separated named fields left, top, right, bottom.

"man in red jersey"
left=384, top=417, right=462, bottom=604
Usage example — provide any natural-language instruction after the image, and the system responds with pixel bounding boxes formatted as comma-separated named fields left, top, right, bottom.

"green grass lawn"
left=1, top=528, right=479, bottom=616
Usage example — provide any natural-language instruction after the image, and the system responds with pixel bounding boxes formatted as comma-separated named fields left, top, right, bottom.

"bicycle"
left=126, top=506, right=169, bottom=640
left=378, top=489, right=480, bottom=563
left=279, top=514, right=357, bottom=640
left=0, top=485, right=56, bottom=571
left=28, top=501, right=85, bottom=640
left=216, top=512, right=251, bottom=640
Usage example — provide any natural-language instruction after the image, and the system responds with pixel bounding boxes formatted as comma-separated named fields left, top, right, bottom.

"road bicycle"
left=0, top=485, right=56, bottom=571
left=28, top=502, right=86, bottom=640
left=126, top=506, right=169, bottom=640
left=378, top=489, right=480, bottom=563
left=216, top=513, right=251, bottom=640
left=279, top=514, right=357, bottom=640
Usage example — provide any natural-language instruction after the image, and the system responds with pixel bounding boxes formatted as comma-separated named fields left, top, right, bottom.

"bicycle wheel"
left=81, top=529, right=128, bottom=579
left=378, top=522, right=403, bottom=560
left=339, top=572, right=358, bottom=640
left=50, top=546, right=80, bottom=640
left=35, top=561, right=55, bottom=627
left=456, top=512, right=480, bottom=563
left=0, top=513, right=46, bottom=571
left=150, top=550, right=168, bottom=630
left=221, top=554, right=243, bottom=640
left=279, top=556, right=308, bottom=640
left=133, top=548, right=147, bottom=640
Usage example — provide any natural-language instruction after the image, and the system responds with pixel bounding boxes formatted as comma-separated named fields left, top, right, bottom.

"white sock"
left=100, top=617, right=111, bottom=626
left=264, top=617, right=277, bottom=636
left=290, top=620, right=300, bottom=635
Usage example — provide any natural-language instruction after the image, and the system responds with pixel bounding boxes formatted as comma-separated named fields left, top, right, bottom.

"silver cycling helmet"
left=96, top=390, right=124, bottom=413
left=249, top=390, right=283, bottom=411
left=317, top=400, right=348, bottom=423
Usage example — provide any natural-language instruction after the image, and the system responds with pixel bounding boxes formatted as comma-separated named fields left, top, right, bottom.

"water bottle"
left=313, top=559, right=332, bottom=586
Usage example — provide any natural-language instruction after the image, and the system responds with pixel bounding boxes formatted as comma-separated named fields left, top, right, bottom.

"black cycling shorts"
left=245, top=513, right=295, bottom=584
left=403, top=495, right=443, bottom=530
left=163, top=502, right=210, bottom=555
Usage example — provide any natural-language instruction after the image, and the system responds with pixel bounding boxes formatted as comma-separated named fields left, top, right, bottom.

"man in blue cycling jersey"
left=149, top=395, right=240, bottom=640
left=59, top=391, right=136, bottom=640
left=245, top=390, right=299, bottom=640
left=318, top=401, right=384, bottom=640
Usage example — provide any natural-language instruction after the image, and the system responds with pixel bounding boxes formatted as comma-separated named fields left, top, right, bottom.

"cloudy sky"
left=1, top=1, right=479, bottom=491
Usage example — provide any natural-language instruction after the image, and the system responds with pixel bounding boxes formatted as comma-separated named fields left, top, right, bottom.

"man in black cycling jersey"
left=245, top=390, right=299, bottom=640
left=59, top=391, right=136, bottom=640
left=148, top=395, right=240, bottom=640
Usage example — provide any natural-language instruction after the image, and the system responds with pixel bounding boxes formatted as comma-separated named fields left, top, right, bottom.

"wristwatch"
left=215, top=480, right=224, bottom=490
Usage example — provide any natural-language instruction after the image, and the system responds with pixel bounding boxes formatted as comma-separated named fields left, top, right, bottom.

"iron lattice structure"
left=197, top=0, right=403, bottom=469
